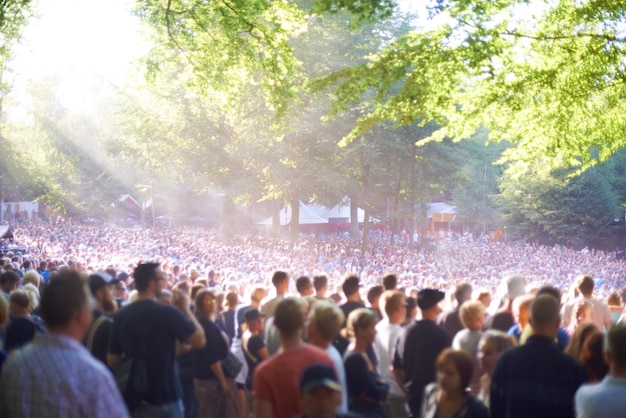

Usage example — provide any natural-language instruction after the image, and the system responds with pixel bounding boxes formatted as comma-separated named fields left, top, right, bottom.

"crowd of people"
left=0, top=219, right=626, bottom=417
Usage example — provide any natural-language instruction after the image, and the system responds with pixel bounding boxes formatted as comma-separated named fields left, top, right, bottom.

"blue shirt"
left=0, top=333, right=129, bottom=418
left=575, top=375, right=626, bottom=418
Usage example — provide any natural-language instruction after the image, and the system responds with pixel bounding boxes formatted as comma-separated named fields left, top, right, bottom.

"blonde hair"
left=381, top=290, right=406, bottom=318
left=0, top=294, right=8, bottom=328
left=341, top=308, right=378, bottom=340
left=512, top=294, right=535, bottom=317
left=307, top=300, right=345, bottom=342
left=459, top=301, right=485, bottom=329
left=250, top=286, right=268, bottom=304
left=23, top=270, right=41, bottom=287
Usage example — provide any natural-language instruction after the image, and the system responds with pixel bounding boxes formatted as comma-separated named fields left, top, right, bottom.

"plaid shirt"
left=0, top=333, right=129, bottom=418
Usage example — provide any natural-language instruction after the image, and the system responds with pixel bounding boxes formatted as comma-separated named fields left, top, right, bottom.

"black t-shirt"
left=83, top=311, right=112, bottom=367
left=109, top=300, right=196, bottom=405
left=5, top=315, right=46, bottom=352
left=393, top=319, right=452, bottom=415
left=191, top=317, right=228, bottom=380
left=486, top=311, right=514, bottom=332
left=243, top=334, right=265, bottom=389
left=335, top=301, right=366, bottom=355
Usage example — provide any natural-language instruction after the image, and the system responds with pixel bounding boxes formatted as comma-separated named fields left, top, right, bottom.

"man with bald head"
left=490, top=294, right=586, bottom=418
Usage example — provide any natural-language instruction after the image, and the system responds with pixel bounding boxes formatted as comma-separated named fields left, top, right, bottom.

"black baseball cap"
left=300, top=364, right=342, bottom=393
left=89, top=272, right=120, bottom=294
left=244, top=308, right=266, bottom=322
left=417, top=288, right=445, bottom=310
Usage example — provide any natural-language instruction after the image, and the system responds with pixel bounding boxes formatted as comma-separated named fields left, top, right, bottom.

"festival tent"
left=427, top=202, right=457, bottom=237
left=322, top=197, right=366, bottom=224
left=256, top=201, right=329, bottom=226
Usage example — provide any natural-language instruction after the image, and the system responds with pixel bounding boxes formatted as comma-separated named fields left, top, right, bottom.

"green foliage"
left=315, top=0, right=626, bottom=170
left=310, top=0, right=396, bottom=26
left=497, top=159, right=621, bottom=248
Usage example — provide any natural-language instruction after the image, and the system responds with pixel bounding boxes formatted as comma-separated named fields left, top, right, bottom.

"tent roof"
left=256, top=201, right=328, bottom=226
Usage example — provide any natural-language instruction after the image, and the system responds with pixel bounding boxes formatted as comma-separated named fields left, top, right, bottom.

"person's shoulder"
left=575, top=379, right=605, bottom=400
left=465, top=395, right=490, bottom=417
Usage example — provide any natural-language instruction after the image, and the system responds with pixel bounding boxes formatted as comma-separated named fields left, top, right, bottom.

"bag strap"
left=242, top=336, right=259, bottom=363
left=87, top=316, right=108, bottom=352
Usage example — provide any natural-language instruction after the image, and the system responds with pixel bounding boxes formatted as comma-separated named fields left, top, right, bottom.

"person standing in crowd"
left=438, top=282, right=472, bottom=338
left=374, top=290, right=408, bottom=418
left=0, top=288, right=9, bottom=372
left=607, top=290, right=623, bottom=325
left=108, top=262, right=206, bottom=418
left=367, top=285, right=384, bottom=320
left=242, top=307, right=268, bottom=391
left=260, top=270, right=289, bottom=318
left=490, top=294, right=586, bottom=418
left=22, top=270, right=41, bottom=313
left=575, top=324, right=626, bottom=417
left=562, top=275, right=612, bottom=332
left=382, top=273, right=398, bottom=291
left=476, top=330, right=516, bottom=408
left=298, top=364, right=363, bottom=418
left=452, top=300, right=485, bottom=394
left=485, top=275, right=525, bottom=332
left=343, top=308, right=390, bottom=417
left=0, top=271, right=20, bottom=300
left=0, top=270, right=130, bottom=418
left=4, top=289, right=46, bottom=352
left=306, top=299, right=349, bottom=413
left=296, top=276, right=315, bottom=297
left=506, top=294, right=534, bottom=342
left=192, top=289, right=240, bottom=418
left=335, top=274, right=365, bottom=355
left=216, top=290, right=238, bottom=343
left=421, top=349, right=489, bottom=418
left=313, top=274, right=330, bottom=300
left=578, top=330, right=608, bottom=383
left=394, top=288, right=452, bottom=417
left=253, top=297, right=333, bottom=418
left=83, top=272, right=119, bottom=366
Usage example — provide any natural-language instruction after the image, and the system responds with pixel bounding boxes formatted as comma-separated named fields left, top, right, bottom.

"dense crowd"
left=0, top=219, right=625, bottom=417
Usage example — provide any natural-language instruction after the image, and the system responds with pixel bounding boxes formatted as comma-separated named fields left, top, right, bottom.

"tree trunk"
left=349, top=197, right=360, bottom=239
left=361, top=164, right=371, bottom=254
left=289, top=195, right=299, bottom=244
left=272, top=198, right=281, bottom=237
left=221, top=194, right=235, bottom=241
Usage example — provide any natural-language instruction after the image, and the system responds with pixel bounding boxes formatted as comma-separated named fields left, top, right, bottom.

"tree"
left=314, top=0, right=626, bottom=171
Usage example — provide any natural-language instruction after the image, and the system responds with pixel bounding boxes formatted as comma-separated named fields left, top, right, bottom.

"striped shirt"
left=0, top=333, right=129, bottom=418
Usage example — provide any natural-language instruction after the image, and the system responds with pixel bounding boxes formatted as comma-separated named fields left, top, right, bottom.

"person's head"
left=476, top=289, right=491, bottom=309
left=0, top=271, right=20, bottom=293
left=22, top=270, right=41, bottom=288
left=529, top=294, right=561, bottom=338
left=404, top=297, right=418, bottom=326
left=536, top=285, right=561, bottom=302
left=478, top=330, right=517, bottom=377
left=512, top=294, right=534, bottom=329
left=9, top=289, right=30, bottom=316
left=225, top=291, right=239, bottom=310
left=272, top=271, right=289, bottom=294
left=313, top=275, right=328, bottom=296
left=22, top=281, right=40, bottom=313
left=382, top=273, right=398, bottom=291
left=244, top=307, right=266, bottom=333
left=249, top=285, right=268, bottom=306
left=381, top=290, right=406, bottom=324
left=0, top=293, right=8, bottom=330
left=417, top=288, right=445, bottom=319
left=436, top=349, right=474, bottom=394
left=367, top=285, right=384, bottom=309
left=133, top=262, right=164, bottom=297
left=194, top=289, right=217, bottom=319
left=306, top=300, right=345, bottom=347
left=505, top=275, right=526, bottom=300
left=296, top=276, right=314, bottom=297
left=342, top=308, right=377, bottom=345
left=573, top=301, right=594, bottom=326
left=606, top=324, right=626, bottom=372
left=89, top=272, right=118, bottom=314
left=39, top=270, right=92, bottom=339
left=158, top=289, right=173, bottom=305
left=577, top=275, right=595, bottom=297
left=299, top=364, right=343, bottom=418
left=608, top=291, right=622, bottom=308
left=459, top=300, right=485, bottom=331
left=342, top=274, right=360, bottom=299
left=454, top=282, right=473, bottom=306
left=274, top=297, right=307, bottom=339
left=565, top=322, right=598, bottom=359
left=580, top=330, right=608, bottom=382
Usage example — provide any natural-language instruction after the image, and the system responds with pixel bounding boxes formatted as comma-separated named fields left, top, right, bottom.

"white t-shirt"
left=374, top=319, right=405, bottom=396
left=562, top=296, right=612, bottom=331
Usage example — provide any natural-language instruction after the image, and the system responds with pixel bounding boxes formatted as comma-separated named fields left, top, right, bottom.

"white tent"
left=256, top=201, right=329, bottom=226
left=323, top=197, right=366, bottom=223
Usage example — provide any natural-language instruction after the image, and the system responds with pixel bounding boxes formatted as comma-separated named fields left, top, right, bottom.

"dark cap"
left=300, top=364, right=342, bottom=393
left=244, top=307, right=265, bottom=322
left=417, top=288, right=445, bottom=310
left=89, top=272, right=120, bottom=294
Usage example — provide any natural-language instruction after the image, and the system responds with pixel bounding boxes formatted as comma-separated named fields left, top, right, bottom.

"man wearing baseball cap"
left=83, top=272, right=119, bottom=366
left=298, top=364, right=362, bottom=418
left=393, top=288, right=452, bottom=417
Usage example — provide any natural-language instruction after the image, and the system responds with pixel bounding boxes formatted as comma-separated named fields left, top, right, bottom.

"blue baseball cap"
left=300, top=364, right=342, bottom=393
